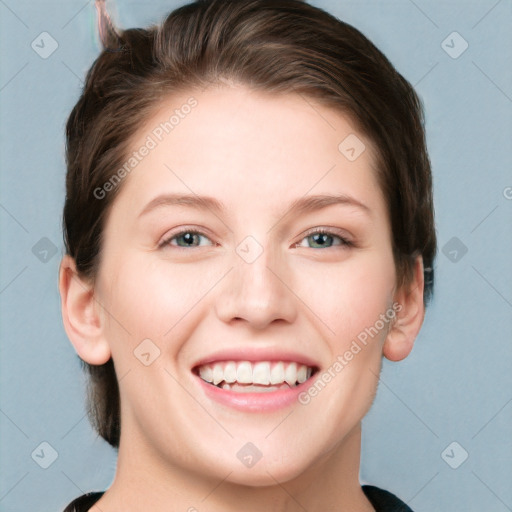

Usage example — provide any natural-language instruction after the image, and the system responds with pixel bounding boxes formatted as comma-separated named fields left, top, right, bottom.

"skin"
left=59, top=84, right=425, bottom=512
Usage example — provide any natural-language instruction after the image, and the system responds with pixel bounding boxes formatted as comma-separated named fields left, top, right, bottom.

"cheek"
left=98, top=255, right=224, bottom=344
left=295, top=250, right=396, bottom=351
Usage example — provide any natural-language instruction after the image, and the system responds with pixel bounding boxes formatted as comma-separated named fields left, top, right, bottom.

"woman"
left=60, top=0, right=436, bottom=510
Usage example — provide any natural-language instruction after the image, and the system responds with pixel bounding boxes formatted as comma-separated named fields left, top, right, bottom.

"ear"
left=383, top=255, right=425, bottom=361
left=58, top=255, right=111, bottom=365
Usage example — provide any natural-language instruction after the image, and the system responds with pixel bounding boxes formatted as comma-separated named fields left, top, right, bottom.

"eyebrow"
left=138, top=192, right=371, bottom=219
left=138, top=193, right=225, bottom=218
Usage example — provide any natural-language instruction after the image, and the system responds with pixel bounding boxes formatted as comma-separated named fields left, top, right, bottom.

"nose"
left=214, top=242, right=297, bottom=330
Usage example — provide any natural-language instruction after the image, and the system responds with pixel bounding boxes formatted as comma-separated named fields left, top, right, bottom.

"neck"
left=92, top=423, right=374, bottom=512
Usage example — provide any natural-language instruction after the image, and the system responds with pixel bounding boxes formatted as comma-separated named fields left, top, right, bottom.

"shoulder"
left=362, top=485, right=414, bottom=512
left=64, top=487, right=411, bottom=511
left=62, top=491, right=105, bottom=512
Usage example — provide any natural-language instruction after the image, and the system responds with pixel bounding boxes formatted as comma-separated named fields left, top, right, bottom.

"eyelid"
left=158, top=226, right=215, bottom=248
left=298, top=226, right=354, bottom=245
left=158, top=225, right=355, bottom=249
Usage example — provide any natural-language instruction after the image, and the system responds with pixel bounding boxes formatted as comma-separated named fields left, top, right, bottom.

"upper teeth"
left=197, top=361, right=313, bottom=386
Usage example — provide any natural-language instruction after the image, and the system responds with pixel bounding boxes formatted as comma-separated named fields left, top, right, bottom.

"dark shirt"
left=63, top=485, right=413, bottom=511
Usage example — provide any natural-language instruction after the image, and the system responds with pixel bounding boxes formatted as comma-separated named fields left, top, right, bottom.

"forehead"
left=116, top=84, right=385, bottom=217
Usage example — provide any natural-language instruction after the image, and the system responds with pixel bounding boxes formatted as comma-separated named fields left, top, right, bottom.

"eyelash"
left=159, top=229, right=213, bottom=249
left=295, top=228, right=353, bottom=249
left=159, top=227, right=354, bottom=250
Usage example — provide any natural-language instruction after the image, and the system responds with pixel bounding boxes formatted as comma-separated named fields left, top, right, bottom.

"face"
left=94, top=85, right=399, bottom=485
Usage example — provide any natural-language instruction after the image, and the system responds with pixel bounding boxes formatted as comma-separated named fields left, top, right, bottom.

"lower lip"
left=194, top=375, right=314, bottom=412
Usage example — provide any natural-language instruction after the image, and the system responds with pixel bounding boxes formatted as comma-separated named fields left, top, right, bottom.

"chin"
left=210, top=443, right=316, bottom=488
left=222, top=462, right=309, bottom=488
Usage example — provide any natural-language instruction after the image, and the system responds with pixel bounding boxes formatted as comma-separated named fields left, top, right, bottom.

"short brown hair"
left=63, top=0, right=436, bottom=448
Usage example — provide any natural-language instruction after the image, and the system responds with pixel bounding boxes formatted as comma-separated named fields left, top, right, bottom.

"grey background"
left=1, top=0, right=511, bottom=511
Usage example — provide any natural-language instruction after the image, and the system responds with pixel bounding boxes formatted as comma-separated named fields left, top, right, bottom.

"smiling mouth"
left=193, top=360, right=318, bottom=393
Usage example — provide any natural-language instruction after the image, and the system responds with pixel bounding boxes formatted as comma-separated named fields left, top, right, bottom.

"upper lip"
left=191, top=347, right=321, bottom=371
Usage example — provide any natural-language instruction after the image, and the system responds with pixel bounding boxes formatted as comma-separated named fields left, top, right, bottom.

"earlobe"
left=58, top=255, right=111, bottom=365
left=383, top=256, right=425, bottom=362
